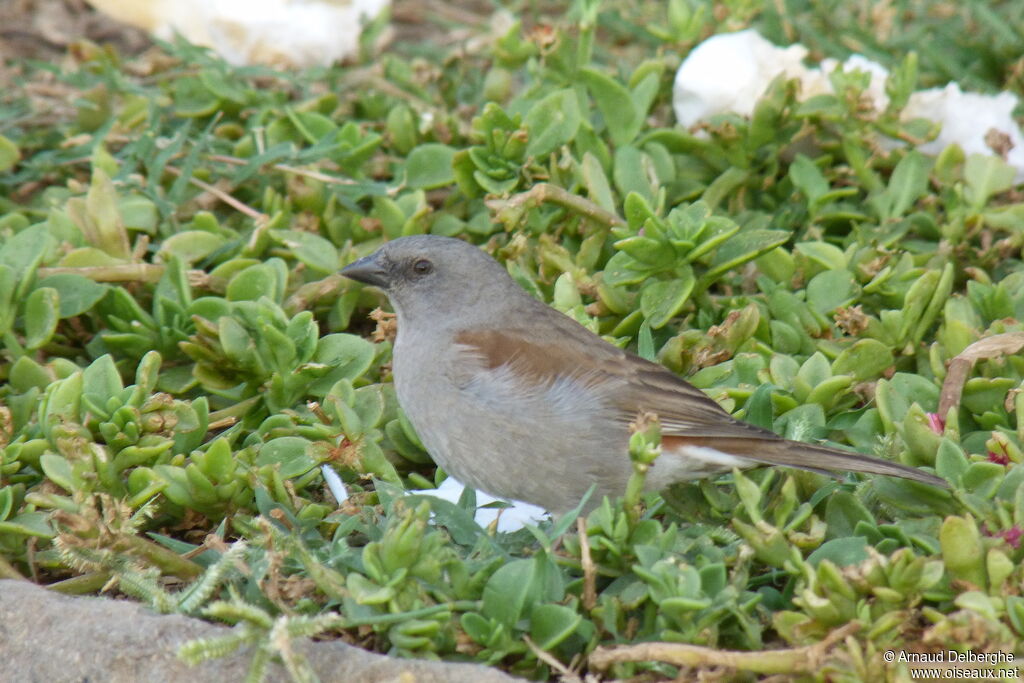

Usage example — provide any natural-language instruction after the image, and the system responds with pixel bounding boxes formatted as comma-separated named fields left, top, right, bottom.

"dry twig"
left=589, top=622, right=860, bottom=675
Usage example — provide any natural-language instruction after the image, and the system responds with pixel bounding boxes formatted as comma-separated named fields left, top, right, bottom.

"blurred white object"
left=321, top=464, right=348, bottom=504
left=673, top=29, right=1024, bottom=181
left=322, top=468, right=550, bottom=532
left=818, top=54, right=891, bottom=110
left=672, top=29, right=812, bottom=127
left=672, top=29, right=890, bottom=126
left=411, top=477, right=551, bottom=533
left=86, top=0, right=390, bottom=68
left=903, top=83, right=1024, bottom=179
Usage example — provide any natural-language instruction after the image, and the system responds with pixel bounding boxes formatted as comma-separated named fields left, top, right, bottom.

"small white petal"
left=320, top=465, right=348, bottom=505
left=409, top=477, right=550, bottom=532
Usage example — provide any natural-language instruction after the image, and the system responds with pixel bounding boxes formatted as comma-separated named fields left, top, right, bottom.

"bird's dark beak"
left=341, top=253, right=389, bottom=288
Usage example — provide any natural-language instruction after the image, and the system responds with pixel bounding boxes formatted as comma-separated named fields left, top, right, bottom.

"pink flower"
left=987, top=450, right=1010, bottom=466
left=926, top=413, right=945, bottom=434
left=985, top=523, right=1024, bottom=549
left=1000, top=526, right=1022, bottom=549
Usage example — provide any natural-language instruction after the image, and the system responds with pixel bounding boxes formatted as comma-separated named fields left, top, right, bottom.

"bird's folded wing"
left=452, top=319, right=777, bottom=441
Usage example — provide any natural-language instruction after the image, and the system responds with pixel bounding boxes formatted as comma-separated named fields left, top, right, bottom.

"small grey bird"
left=341, top=235, right=946, bottom=514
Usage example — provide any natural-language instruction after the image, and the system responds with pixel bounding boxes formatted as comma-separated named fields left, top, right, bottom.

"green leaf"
left=831, top=339, right=893, bottom=381
left=0, top=134, right=20, bottom=172
left=218, top=315, right=255, bottom=366
left=806, top=269, right=857, bottom=314
left=639, top=270, right=695, bottom=329
left=788, top=154, right=829, bottom=204
left=256, top=436, right=320, bottom=479
left=82, top=354, right=124, bottom=402
left=308, top=334, right=376, bottom=395
left=24, top=287, right=60, bottom=350
left=960, top=462, right=1004, bottom=499
left=473, top=170, right=519, bottom=196
left=805, top=375, right=854, bottom=409
left=40, top=454, right=77, bottom=493
left=202, top=438, right=235, bottom=482
left=960, top=378, right=1015, bottom=417
left=460, top=612, right=494, bottom=644
left=964, top=154, right=1016, bottom=209
left=524, top=89, right=581, bottom=157
left=824, top=491, right=874, bottom=540
left=59, top=247, right=126, bottom=269
left=0, top=512, right=54, bottom=539
left=870, top=151, right=931, bottom=220
left=0, top=487, right=12, bottom=522
left=83, top=168, right=132, bottom=260
left=1007, top=596, right=1024, bottom=637
left=173, top=397, right=209, bottom=457
left=529, top=603, right=582, bottom=650
left=9, top=356, right=50, bottom=392
left=630, top=71, right=660, bottom=120
left=702, top=167, right=749, bottom=211
left=581, top=152, right=615, bottom=212
left=352, top=385, right=386, bottom=431
left=743, top=383, right=775, bottom=430
left=705, top=230, right=791, bottom=282
left=158, top=231, right=228, bottom=265
left=226, top=263, right=280, bottom=302
left=0, top=225, right=55, bottom=284
left=602, top=251, right=650, bottom=286
left=41, top=371, right=83, bottom=439
left=405, top=494, right=486, bottom=546
left=796, top=352, right=832, bottom=388
left=119, top=194, right=159, bottom=233
left=35, top=275, right=109, bottom=318
left=580, top=68, right=641, bottom=146
left=0, top=264, right=15, bottom=335
left=269, top=229, right=339, bottom=275
left=776, top=403, right=827, bottom=442
left=615, top=235, right=674, bottom=268
left=405, top=143, right=457, bottom=190
left=875, top=373, right=940, bottom=431
left=357, top=439, right=401, bottom=484
left=794, top=241, right=847, bottom=272
left=940, top=515, right=987, bottom=590
left=807, top=537, right=869, bottom=567
left=153, top=465, right=193, bottom=507
left=637, top=319, right=655, bottom=360
left=481, top=558, right=538, bottom=629
left=613, top=145, right=656, bottom=205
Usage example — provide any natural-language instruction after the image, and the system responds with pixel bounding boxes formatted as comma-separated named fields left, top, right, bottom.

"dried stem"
left=589, top=622, right=860, bottom=675
left=207, top=154, right=360, bottom=187
left=37, top=264, right=167, bottom=283
left=523, top=636, right=580, bottom=682
left=285, top=274, right=345, bottom=313
left=938, top=332, right=1024, bottom=416
left=164, top=165, right=268, bottom=222
left=487, top=183, right=626, bottom=229
left=577, top=517, right=597, bottom=612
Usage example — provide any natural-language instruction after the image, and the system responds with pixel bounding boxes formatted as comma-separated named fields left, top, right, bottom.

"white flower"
left=86, top=0, right=390, bottom=68
left=673, top=29, right=1024, bottom=181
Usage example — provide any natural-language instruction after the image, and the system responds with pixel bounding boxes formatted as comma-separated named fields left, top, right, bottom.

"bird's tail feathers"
left=667, top=436, right=948, bottom=488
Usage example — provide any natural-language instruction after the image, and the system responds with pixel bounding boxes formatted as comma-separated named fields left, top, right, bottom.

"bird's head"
left=340, top=235, right=522, bottom=325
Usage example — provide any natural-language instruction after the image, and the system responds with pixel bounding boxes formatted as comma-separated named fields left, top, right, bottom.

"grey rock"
left=0, top=579, right=520, bottom=683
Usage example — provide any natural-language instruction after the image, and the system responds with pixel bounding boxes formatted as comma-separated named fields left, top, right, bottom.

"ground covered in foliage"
left=2, top=1, right=1024, bottom=681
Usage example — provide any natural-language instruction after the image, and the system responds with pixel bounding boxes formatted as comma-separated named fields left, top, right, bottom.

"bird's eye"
left=412, top=259, right=433, bottom=275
